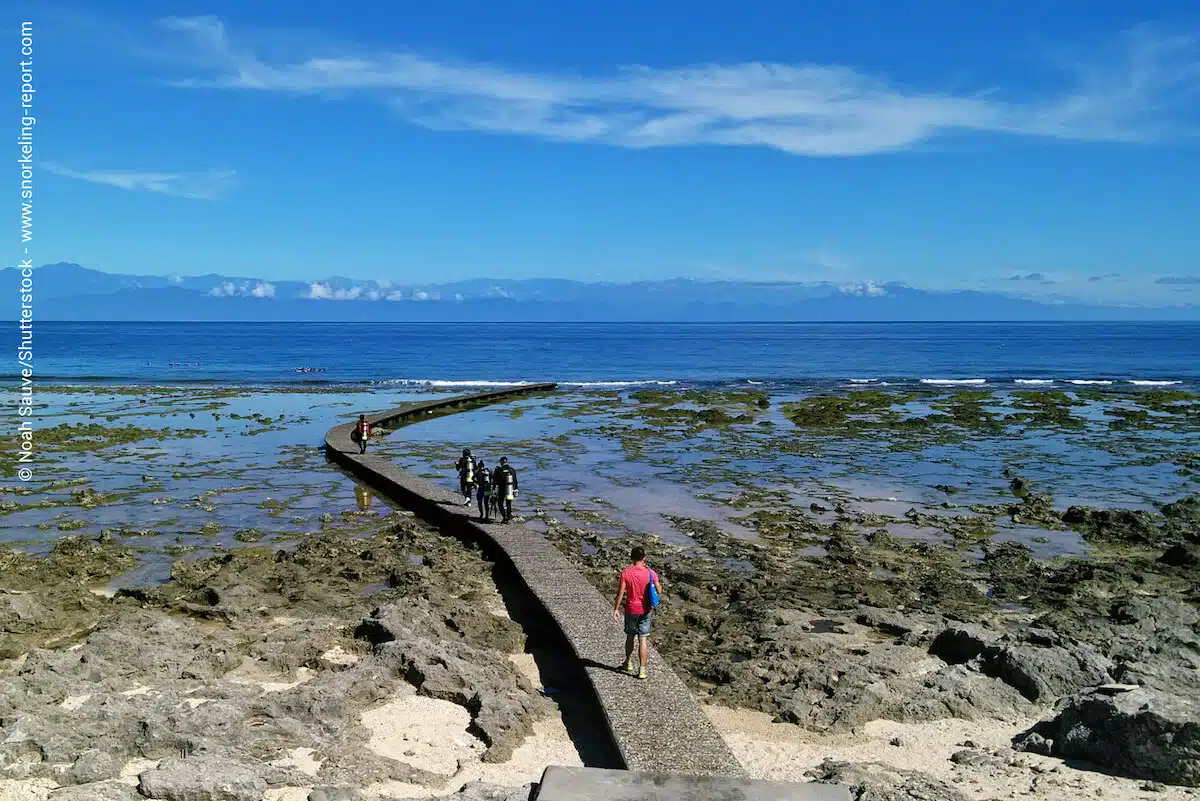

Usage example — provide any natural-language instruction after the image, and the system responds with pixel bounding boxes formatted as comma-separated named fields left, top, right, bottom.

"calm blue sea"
left=18, top=321, right=1200, bottom=390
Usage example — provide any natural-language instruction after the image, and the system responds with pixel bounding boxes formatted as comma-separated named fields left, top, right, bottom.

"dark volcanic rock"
left=1015, top=687, right=1200, bottom=787
left=1160, top=543, right=1200, bottom=568
left=991, top=640, right=1112, bottom=703
left=1103, top=598, right=1200, bottom=694
left=930, top=624, right=1112, bottom=703
left=929, top=623, right=997, bottom=665
left=810, top=759, right=972, bottom=800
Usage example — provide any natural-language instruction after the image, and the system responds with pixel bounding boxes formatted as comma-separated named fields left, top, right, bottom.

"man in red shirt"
left=611, top=546, right=662, bottom=680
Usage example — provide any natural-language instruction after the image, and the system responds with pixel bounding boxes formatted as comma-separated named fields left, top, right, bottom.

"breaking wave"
left=1127, top=380, right=1181, bottom=386
left=376, top=379, right=535, bottom=388
left=920, top=378, right=986, bottom=386
left=376, top=378, right=679, bottom=389
left=560, top=380, right=678, bottom=388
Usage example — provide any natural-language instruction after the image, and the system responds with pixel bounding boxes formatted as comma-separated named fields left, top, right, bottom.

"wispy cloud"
left=158, top=17, right=1200, bottom=156
left=43, top=161, right=237, bottom=199
left=1156, top=275, right=1200, bottom=284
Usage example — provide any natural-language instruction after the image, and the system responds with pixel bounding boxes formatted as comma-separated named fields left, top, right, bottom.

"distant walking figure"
left=475, top=459, right=493, bottom=522
left=492, top=457, right=519, bottom=523
left=612, top=546, right=662, bottom=680
left=455, top=448, right=475, bottom=505
left=352, top=414, right=371, bottom=454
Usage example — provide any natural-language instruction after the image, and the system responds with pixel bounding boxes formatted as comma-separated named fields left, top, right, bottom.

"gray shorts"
left=624, top=611, right=652, bottom=637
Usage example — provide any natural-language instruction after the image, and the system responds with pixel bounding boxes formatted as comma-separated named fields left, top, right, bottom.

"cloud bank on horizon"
left=159, top=16, right=1199, bottom=157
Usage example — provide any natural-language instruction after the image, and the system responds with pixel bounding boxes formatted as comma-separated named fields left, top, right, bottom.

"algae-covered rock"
left=1061, top=505, right=1163, bottom=546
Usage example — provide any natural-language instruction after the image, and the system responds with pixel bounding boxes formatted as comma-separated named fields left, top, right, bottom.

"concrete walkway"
left=324, top=385, right=745, bottom=776
left=534, top=766, right=851, bottom=801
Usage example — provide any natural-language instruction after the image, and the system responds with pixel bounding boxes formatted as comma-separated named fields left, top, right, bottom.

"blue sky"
left=22, top=1, right=1200, bottom=305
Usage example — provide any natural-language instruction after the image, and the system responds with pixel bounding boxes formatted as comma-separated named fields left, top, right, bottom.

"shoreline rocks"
left=0, top=524, right=555, bottom=799
left=1015, top=687, right=1200, bottom=787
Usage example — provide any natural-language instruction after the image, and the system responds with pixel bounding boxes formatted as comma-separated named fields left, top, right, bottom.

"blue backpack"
left=646, top=567, right=660, bottom=608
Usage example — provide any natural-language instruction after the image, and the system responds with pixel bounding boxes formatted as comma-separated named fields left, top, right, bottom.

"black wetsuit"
left=493, top=464, right=518, bottom=522
left=475, top=463, right=493, bottom=521
left=456, top=455, right=475, bottom=501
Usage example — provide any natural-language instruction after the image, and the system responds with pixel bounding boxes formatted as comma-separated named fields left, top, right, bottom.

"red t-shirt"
left=621, top=565, right=659, bottom=615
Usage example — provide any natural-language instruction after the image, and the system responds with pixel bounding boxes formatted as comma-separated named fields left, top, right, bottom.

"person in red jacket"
left=611, top=546, right=663, bottom=680
left=352, top=414, right=370, bottom=454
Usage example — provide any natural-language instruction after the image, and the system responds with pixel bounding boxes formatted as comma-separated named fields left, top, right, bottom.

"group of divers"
left=456, top=448, right=519, bottom=524
left=351, top=416, right=519, bottom=524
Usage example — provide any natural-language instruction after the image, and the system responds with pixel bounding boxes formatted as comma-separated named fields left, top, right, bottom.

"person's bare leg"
left=638, top=635, right=649, bottom=668
left=624, top=634, right=636, bottom=669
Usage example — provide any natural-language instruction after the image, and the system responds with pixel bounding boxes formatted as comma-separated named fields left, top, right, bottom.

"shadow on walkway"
left=493, top=570, right=625, bottom=770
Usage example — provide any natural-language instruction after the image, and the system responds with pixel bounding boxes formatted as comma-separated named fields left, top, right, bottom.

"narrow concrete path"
left=324, top=385, right=746, bottom=777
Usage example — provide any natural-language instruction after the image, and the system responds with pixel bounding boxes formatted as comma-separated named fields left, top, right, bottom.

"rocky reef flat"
left=3, top=384, right=1198, bottom=800
left=0, top=519, right=609, bottom=801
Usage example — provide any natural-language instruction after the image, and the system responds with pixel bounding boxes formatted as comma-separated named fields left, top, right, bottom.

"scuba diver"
left=475, top=459, right=493, bottom=522
left=455, top=448, right=475, bottom=505
left=492, top=456, right=519, bottom=523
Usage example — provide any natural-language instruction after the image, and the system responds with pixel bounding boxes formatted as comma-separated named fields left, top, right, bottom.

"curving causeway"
left=323, top=383, right=743, bottom=775
left=324, top=385, right=849, bottom=799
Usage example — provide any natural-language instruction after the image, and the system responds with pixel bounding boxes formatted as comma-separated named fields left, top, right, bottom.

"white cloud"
left=160, top=18, right=1200, bottom=156
left=486, top=286, right=513, bottom=298
left=43, top=161, right=237, bottom=199
left=210, top=280, right=276, bottom=298
left=411, top=290, right=440, bottom=301
left=838, top=280, right=887, bottom=297
left=308, top=281, right=419, bottom=300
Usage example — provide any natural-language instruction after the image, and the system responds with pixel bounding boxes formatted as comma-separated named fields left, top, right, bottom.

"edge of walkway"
left=323, top=384, right=747, bottom=777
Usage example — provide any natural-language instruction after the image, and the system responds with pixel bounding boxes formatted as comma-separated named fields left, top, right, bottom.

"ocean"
left=21, top=321, right=1200, bottom=389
